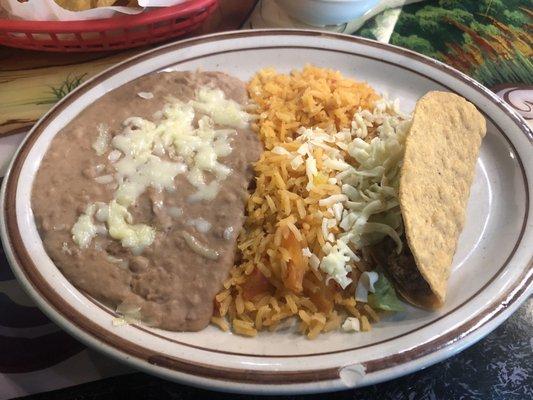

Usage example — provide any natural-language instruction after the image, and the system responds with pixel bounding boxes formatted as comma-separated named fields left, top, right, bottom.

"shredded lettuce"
left=339, top=102, right=411, bottom=252
left=367, top=273, right=405, bottom=312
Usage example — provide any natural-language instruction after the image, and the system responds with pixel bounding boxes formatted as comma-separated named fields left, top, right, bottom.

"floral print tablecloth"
left=0, top=1, right=531, bottom=399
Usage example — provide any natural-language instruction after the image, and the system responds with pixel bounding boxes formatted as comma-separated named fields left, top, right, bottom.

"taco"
left=371, top=91, right=486, bottom=309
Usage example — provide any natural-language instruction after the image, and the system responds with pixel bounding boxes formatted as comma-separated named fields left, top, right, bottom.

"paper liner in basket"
left=0, top=0, right=188, bottom=21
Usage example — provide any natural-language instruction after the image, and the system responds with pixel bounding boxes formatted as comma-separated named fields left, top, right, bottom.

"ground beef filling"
left=371, top=235, right=435, bottom=306
left=384, top=236, right=433, bottom=297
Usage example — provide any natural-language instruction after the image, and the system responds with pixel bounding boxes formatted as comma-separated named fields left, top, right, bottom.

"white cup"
left=275, top=0, right=381, bottom=26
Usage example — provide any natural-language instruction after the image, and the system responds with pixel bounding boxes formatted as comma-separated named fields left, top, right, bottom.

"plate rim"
left=1, top=29, right=532, bottom=394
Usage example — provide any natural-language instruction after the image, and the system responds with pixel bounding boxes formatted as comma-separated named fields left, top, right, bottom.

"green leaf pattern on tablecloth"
left=356, top=0, right=533, bottom=87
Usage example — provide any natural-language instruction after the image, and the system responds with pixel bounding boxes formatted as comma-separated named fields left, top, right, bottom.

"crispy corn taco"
left=372, top=91, right=486, bottom=309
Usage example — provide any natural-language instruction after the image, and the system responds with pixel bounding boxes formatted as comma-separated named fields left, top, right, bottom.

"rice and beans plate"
left=32, top=66, right=486, bottom=338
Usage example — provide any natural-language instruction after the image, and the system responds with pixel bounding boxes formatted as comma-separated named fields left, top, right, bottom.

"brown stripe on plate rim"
left=2, top=30, right=532, bottom=384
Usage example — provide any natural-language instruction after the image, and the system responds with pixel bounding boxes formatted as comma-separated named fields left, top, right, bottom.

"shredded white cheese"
left=137, top=91, right=154, bottom=100
left=342, top=317, right=361, bottom=332
left=319, top=239, right=359, bottom=289
left=114, top=155, right=186, bottom=207
left=94, top=174, right=114, bottom=185
left=223, top=226, right=234, bottom=240
left=94, top=202, right=109, bottom=222
left=61, top=241, right=72, bottom=255
left=108, top=150, right=122, bottom=162
left=319, top=194, right=348, bottom=207
left=74, top=86, right=248, bottom=252
left=107, top=201, right=155, bottom=254
left=92, top=124, right=110, bottom=156
left=168, top=207, right=183, bottom=219
left=182, top=231, right=219, bottom=260
left=188, top=180, right=220, bottom=203
left=71, top=204, right=98, bottom=248
left=192, top=87, right=249, bottom=128
left=187, top=217, right=212, bottom=233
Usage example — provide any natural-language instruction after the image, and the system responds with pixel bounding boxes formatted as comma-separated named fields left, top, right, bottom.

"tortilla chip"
left=399, top=91, right=486, bottom=306
left=54, top=0, right=118, bottom=11
left=54, top=0, right=92, bottom=10
left=94, top=0, right=120, bottom=6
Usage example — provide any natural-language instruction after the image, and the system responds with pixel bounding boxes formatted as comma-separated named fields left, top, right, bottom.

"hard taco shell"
left=398, top=91, right=486, bottom=307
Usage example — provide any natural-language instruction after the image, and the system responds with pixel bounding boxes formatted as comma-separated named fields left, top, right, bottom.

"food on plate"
left=52, top=0, right=138, bottom=11
left=373, top=92, right=486, bottom=309
left=215, top=67, right=485, bottom=337
left=32, top=71, right=262, bottom=331
left=32, top=65, right=486, bottom=338
left=216, top=66, right=407, bottom=337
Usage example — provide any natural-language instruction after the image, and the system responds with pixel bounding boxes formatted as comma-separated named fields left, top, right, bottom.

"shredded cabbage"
left=337, top=99, right=411, bottom=253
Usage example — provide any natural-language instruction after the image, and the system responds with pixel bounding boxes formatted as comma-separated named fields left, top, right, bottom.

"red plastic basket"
left=0, top=0, right=218, bottom=52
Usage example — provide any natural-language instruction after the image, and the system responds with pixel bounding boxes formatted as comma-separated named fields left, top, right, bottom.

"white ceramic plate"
left=1, top=30, right=532, bottom=395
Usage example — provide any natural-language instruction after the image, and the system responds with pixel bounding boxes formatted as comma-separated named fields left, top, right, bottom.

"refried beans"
left=32, top=71, right=262, bottom=331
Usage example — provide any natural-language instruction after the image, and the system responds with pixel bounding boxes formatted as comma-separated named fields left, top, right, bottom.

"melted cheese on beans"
left=73, top=87, right=249, bottom=252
